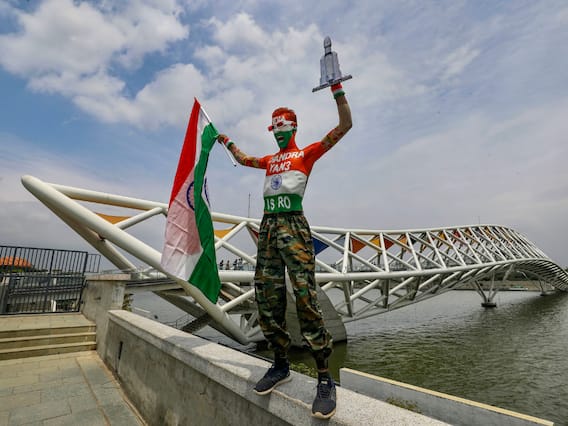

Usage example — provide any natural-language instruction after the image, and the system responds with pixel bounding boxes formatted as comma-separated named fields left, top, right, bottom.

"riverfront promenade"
left=0, top=313, right=143, bottom=425
left=1, top=309, right=554, bottom=425
left=0, top=351, right=144, bottom=425
left=0, top=311, right=451, bottom=426
left=0, top=349, right=143, bottom=425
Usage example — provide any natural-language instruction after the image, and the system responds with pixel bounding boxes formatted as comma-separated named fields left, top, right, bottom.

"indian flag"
left=161, top=98, right=221, bottom=303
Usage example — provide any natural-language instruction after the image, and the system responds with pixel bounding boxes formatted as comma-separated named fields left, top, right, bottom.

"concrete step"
left=0, top=313, right=97, bottom=361
left=0, top=341, right=97, bottom=361
left=0, top=331, right=97, bottom=350
left=0, top=325, right=96, bottom=340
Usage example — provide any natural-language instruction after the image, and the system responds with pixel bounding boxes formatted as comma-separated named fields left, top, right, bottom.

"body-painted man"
left=218, top=83, right=351, bottom=419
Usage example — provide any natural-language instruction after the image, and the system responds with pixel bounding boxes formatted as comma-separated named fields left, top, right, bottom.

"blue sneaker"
left=312, top=376, right=337, bottom=419
left=254, top=365, right=291, bottom=395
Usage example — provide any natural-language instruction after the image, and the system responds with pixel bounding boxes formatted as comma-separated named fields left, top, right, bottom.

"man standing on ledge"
left=217, top=82, right=351, bottom=419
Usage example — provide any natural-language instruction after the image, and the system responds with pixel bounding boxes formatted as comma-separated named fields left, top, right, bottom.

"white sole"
left=312, top=408, right=336, bottom=419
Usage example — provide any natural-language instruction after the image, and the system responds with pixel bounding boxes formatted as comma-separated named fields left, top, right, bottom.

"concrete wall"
left=81, top=276, right=552, bottom=426
left=81, top=273, right=129, bottom=357
left=340, top=368, right=553, bottom=426
left=102, top=310, right=449, bottom=426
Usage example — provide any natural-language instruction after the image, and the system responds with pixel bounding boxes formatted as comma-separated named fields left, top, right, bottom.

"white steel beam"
left=21, top=174, right=568, bottom=345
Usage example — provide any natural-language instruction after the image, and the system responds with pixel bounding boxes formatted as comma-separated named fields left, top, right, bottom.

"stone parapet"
left=103, top=310, right=448, bottom=426
left=340, top=368, right=553, bottom=426
left=82, top=274, right=129, bottom=357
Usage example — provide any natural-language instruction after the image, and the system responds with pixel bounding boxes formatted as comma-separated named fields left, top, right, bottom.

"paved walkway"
left=0, top=351, right=145, bottom=426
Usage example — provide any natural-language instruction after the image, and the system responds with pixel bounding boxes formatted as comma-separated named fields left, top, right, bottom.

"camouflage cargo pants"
left=254, top=212, right=333, bottom=358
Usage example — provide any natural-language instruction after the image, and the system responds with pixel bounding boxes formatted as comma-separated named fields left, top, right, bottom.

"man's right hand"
left=217, top=134, right=233, bottom=148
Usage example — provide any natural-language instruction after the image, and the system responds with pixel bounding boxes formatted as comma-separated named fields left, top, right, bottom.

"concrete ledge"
left=340, top=368, right=553, bottom=426
left=82, top=274, right=128, bottom=357
left=104, top=310, right=449, bottom=426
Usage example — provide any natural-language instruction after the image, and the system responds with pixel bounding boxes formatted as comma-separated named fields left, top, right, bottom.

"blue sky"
left=1, top=0, right=568, bottom=266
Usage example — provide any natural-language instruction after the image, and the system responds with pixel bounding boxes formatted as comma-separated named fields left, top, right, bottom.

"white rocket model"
left=312, top=36, right=352, bottom=92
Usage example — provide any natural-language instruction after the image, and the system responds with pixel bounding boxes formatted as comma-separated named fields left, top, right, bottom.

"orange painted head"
left=268, top=107, right=297, bottom=148
left=272, top=107, right=296, bottom=125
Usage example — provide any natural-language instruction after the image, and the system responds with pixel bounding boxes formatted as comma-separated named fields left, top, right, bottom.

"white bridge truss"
left=22, top=175, right=568, bottom=345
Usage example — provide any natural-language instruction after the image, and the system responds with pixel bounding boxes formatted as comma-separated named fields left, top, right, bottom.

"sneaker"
left=312, top=377, right=337, bottom=419
left=253, top=365, right=291, bottom=395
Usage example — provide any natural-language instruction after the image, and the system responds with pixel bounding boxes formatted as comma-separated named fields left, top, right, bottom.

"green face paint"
left=274, top=130, right=294, bottom=148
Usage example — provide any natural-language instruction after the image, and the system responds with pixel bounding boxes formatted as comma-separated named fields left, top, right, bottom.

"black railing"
left=0, top=245, right=101, bottom=314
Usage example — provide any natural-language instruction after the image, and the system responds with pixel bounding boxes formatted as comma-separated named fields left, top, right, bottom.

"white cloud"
left=194, top=45, right=225, bottom=67
left=0, top=0, right=189, bottom=127
left=0, top=131, right=169, bottom=261
left=77, top=62, right=207, bottom=127
left=341, top=100, right=568, bottom=262
left=0, top=134, right=130, bottom=202
left=2, top=1, right=568, bottom=269
left=109, top=0, right=187, bottom=68
left=0, top=6, right=415, bottom=132
left=133, top=63, right=206, bottom=127
left=0, top=0, right=123, bottom=75
left=385, top=101, right=568, bottom=200
left=440, top=45, right=480, bottom=81
left=0, top=0, right=188, bottom=76
left=557, top=7, right=568, bottom=23
left=28, top=71, right=125, bottom=98
left=208, top=12, right=266, bottom=52
left=339, top=34, right=426, bottom=108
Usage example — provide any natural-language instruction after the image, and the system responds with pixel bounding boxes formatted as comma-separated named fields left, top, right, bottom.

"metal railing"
left=0, top=245, right=101, bottom=314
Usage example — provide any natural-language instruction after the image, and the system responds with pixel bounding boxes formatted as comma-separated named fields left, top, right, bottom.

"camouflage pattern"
left=254, top=212, right=333, bottom=358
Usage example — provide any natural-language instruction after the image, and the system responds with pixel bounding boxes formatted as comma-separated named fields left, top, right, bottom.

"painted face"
left=268, top=115, right=296, bottom=148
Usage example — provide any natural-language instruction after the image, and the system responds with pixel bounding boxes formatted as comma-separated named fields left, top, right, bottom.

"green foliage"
left=290, top=361, right=318, bottom=379
left=386, top=397, right=421, bottom=413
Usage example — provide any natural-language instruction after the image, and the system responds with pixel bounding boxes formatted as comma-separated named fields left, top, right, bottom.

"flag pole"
left=200, top=101, right=237, bottom=167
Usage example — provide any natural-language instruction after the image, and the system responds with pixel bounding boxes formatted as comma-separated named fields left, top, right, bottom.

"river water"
left=132, top=290, right=568, bottom=425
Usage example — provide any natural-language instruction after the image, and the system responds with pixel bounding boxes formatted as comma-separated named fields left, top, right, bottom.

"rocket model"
left=312, top=36, right=352, bottom=92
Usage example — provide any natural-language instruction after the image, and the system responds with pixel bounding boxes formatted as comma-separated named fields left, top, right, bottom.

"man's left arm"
left=321, top=83, right=352, bottom=150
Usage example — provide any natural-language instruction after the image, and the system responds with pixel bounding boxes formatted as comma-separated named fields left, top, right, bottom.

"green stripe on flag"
left=189, top=122, right=221, bottom=303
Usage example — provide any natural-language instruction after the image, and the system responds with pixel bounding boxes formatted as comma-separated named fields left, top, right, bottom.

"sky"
left=1, top=0, right=568, bottom=268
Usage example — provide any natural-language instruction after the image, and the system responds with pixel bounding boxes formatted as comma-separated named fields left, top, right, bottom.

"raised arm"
left=217, top=135, right=265, bottom=168
left=321, top=83, right=352, bottom=150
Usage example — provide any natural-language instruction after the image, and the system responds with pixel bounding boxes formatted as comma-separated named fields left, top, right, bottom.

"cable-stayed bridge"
left=22, top=175, right=568, bottom=345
